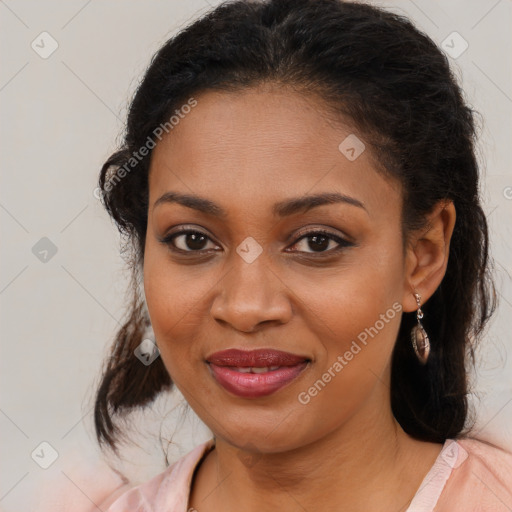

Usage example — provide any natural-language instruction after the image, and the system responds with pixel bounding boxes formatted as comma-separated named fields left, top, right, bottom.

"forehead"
left=148, top=87, right=401, bottom=220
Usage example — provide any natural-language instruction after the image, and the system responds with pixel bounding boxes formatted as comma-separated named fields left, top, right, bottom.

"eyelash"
left=159, top=227, right=354, bottom=257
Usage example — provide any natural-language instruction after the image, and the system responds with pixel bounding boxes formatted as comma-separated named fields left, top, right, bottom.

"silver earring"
left=411, top=292, right=430, bottom=364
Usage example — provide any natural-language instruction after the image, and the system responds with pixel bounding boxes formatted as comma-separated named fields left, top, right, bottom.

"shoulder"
left=106, top=439, right=215, bottom=512
left=436, top=437, right=512, bottom=511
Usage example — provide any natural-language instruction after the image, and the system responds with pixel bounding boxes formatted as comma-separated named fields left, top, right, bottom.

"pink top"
left=102, top=437, right=512, bottom=511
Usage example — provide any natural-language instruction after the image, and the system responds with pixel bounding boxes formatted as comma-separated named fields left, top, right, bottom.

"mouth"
left=206, top=349, right=310, bottom=398
left=227, top=366, right=282, bottom=373
left=206, top=348, right=310, bottom=367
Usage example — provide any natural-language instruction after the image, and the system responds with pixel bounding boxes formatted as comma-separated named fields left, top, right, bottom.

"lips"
left=206, top=349, right=310, bottom=398
left=206, top=348, right=309, bottom=367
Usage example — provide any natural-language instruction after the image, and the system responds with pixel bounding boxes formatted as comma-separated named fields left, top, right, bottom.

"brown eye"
left=161, top=230, right=219, bottom=253
left=288, top=230, right=353, bottom=254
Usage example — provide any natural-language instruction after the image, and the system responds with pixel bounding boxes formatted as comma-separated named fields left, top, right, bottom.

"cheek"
left=294, top=272, right=402, bottom=388
left=142, top=245, right=214, bottom=374
left=289, top=235, right=404, bottom=348
left=290, top=237, right=404, bottom=402
left=290, top=305, right=402, bottom=444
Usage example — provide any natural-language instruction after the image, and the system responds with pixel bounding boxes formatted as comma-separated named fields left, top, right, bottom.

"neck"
left=190, top=382, right=443, bottom=512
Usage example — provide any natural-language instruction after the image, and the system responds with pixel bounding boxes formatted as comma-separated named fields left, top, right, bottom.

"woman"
left=91, top=0, right=512, bottom=510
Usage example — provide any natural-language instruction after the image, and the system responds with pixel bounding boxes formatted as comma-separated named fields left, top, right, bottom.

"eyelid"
left=285, top=227, right=353, bottom=254
left=160, top=224, right=353, bottom=256
left=291, top=226, right=352, bottom=244
left=159, top=225, right=221, bottom=251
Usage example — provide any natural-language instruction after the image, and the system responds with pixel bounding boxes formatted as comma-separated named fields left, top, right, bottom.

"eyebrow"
left=153, top=191, right=366, bottom=218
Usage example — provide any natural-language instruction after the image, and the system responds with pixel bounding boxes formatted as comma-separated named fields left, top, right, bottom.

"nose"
left=210, top=255, right=293, bottom=333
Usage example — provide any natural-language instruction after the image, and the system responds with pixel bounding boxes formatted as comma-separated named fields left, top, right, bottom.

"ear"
left=402, top=200, right=456, bottom=313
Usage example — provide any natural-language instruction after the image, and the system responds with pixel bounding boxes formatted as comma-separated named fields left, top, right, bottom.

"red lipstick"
left=206, top=349, right=309, bottom=398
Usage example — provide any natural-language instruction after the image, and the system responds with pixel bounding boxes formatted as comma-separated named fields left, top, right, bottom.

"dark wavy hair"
left=94, top=0, right=496, bottom=453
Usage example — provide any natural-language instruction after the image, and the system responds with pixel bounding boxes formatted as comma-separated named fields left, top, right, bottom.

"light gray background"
left=1, top=1, right=511, bottom=510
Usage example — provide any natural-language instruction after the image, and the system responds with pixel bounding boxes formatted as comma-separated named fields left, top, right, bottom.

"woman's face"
left=144, top=86, right=411, bottom=453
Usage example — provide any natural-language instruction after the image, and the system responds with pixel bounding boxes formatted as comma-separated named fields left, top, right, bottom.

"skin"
left=143, top=84, right=456, bottom=512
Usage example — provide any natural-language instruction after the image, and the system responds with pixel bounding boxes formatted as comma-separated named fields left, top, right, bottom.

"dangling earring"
left=411, top=292, right=430, bottom=364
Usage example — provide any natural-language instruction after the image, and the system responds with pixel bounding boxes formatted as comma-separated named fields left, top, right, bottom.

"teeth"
left=233, top=366, right=281, bottom=373
left=251, top=367, right=270, bottom=374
